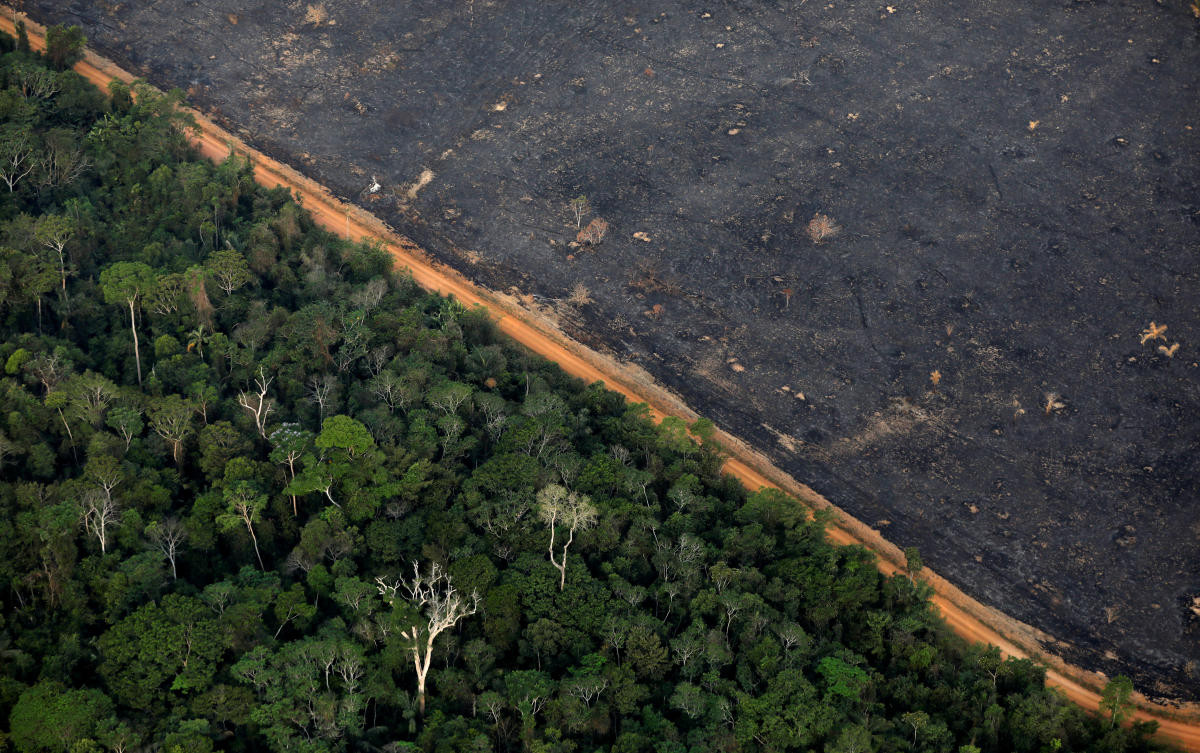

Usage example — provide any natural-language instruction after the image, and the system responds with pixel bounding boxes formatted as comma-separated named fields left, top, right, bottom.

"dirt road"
left=8, top=12, right=1199, bottom=750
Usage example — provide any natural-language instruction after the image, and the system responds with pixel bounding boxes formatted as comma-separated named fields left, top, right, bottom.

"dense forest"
left=0, top=27, right=1173, bottom=753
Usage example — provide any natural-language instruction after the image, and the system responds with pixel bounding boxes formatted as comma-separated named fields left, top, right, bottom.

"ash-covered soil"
left=28, top=0, right=1200, bottom=699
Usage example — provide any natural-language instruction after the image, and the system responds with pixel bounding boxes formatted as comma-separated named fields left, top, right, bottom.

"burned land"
left=27, top=0, right=1200, bottom=699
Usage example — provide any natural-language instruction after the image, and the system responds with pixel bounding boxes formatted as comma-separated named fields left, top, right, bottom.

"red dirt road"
left=8, top=11, right=1199, bottom=749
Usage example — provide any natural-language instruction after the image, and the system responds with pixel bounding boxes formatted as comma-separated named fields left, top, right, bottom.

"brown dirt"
left=6, top=11, right=1199, bottom=750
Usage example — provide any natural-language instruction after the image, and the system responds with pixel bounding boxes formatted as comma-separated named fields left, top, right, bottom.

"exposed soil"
left=20, top=0, right=1200, bottom=709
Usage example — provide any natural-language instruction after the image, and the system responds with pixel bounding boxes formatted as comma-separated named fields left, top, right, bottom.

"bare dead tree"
left=368, top=371, right=403, bottom=414
left=0, top=127, right=36, bottom=192
left=426, top=382, right=471, bottom=416
left=306, top=373, right=337, bottom=425
left=365, top=345, right=392, bottom=377
left=475, top=392, right=508, bottom=441
left=35, top=132, right=90, bottom=192
left=567, top=675, right=608, bottom=709
left=238, top=366, right=275, bottom=439
left=27, top=352, right=67, bottom=395
left=146, top=517, right=187, bottom=580
left=80, top=489, right=120, bottom=554
left=350, top=277, right=388, bottom=313
left=376, top=561, right=480, bottom=718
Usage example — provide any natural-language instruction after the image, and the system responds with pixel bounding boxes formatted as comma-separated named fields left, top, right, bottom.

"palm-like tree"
left=187, top=324, right=208, bottom=358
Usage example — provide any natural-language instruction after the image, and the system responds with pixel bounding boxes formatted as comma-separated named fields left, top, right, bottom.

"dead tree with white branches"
left=376, top=561, right=480, bottom=718
left=146, top=517, right=187, bottom=580
left=238, top=366, right=275, bottom=439
left=81, top=489, right=120, bottom=553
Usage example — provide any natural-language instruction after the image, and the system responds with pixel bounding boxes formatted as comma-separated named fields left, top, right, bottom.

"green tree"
left=99, top=262, right=156, bottom=386
left=15, top=19, right=30, bottom=53
left=197, top=421, right=252, bottom=480
left=34, top=215, right=75, bottom=317
left=825, top=725, right=872, bottom=753
left=233, top=638, right=367, bottom=748
left=901, top=710, right=930, bottom=747
left=269, top=423, right=314, bottom=516
left=903, top=546, right=923, bottom=583
left=147, top=395, right=195, bottom=465
left=206, top=248, right=252, bottom=295
left=1100, top=675, right=1134, bottom=729
left=504, top=670, right=554, bottom=743
left=315, top=414, right=376, bottom=458
left=98, top=595, right=225, bottom=712
left=44, top=25, right=86, bottom=71
left=9, top=681, right=112, bottom=753
left=105, top=404, right=143, bottom=451
left=217, top=481, right=268, bottom=570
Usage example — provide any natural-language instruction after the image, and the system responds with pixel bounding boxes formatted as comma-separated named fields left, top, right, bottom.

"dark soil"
left=27, top=0, right=1200, bottom=700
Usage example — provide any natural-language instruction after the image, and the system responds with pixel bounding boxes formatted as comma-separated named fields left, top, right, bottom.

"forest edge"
left=4, top=7, right=1196, bottom=749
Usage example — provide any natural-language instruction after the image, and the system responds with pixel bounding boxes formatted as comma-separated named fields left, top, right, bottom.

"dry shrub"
left=1043, top=392, right=1065, bottom=416
left=806, top=213, right=840, bottom=244
left=566, top=284, right=593, bottom=307
left=577, top=218, right=610, bottom=246
left=305, top=3, right=328, bottom=25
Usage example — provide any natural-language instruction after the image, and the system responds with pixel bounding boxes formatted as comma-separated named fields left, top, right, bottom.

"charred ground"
left=27, top=0, right=1200, bottom=700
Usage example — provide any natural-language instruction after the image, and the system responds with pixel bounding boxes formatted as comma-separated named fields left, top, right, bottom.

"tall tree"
left=1100, top=675, right=1134, bottom=729
left=34, top=215, right=76, bottom=313
left=145, top=517, right=187, bottom=580
left=207, top=248, right=253, bottom=295
left=98, top=595, right=225, bottom=712
left=376, top=561, right=480, bottom=717
left=0, top=124, right=37, bottom=192
left=218, top=482, right=268, bottom=570
left=147, top=395, right=195, bottom=465
left=9, top=681, right=113, bottom=753
left=269, top=424, right=313, bottom=516
left=237, top=365, right=275, bottom=439
left=99, top=262, right=156, bottom=386
left=44, top=24, right=87, bottom=71
left=536, top=484, right=598, bottom=590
